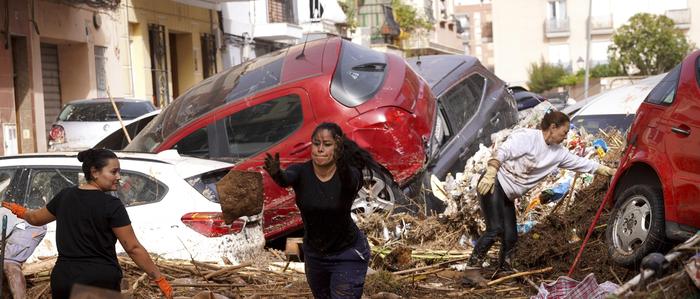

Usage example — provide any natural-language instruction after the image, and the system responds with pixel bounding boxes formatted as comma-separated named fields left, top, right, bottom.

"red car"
left=124, top=37, right=517, bottom=240
left=605, top=49, right=700, bottom=267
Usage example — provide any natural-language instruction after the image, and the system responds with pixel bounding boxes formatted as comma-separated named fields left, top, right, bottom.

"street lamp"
left=577, top=56, right=585, bottom=71
left=584, top=0, right=592, bottom=99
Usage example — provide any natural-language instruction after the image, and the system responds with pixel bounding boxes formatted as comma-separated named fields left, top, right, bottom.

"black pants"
left=303, top=229, right=371, bottom=299
left=50, top=260, right=122, bottom=299
left=473, top=179, right=517, bottom=265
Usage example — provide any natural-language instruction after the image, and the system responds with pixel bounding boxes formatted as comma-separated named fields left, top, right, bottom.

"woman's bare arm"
left=113, top=224, right=162, bottom=279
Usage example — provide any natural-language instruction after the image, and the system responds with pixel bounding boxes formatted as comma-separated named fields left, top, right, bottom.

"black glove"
left=263, top=153, right=281, bottom=177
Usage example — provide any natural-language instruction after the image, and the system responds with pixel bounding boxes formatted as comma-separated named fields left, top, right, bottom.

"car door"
left=660, top=56, right=700, bottom=229
left=431, top=73, right=489, bottom=179
left=166, top=87, right=315, bottom=240
left=631, top=65, right=687, bottom=225
left=222, top=88, right=314, bottom=239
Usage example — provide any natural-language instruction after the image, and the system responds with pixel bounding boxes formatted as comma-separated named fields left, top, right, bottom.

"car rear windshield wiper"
left=352, top=63, right=387, bottom=72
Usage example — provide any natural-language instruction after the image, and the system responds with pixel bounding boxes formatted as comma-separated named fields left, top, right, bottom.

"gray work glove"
left=595, top=165, right=616, bottom=176
left=477, top=159, right=500, bottom=195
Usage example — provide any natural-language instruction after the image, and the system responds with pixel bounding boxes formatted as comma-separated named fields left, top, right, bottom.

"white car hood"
left=574, top=73, right=666, bottom=117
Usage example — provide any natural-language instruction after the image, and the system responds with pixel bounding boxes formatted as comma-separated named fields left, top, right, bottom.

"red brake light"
left=49, top=125, right=65, bottom=143
left=181, top=212, right=243, bottom=237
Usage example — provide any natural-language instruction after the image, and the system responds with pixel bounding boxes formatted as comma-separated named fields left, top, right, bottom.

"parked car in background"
left=605, top=50, right=700, bottom=268
left=48, top=98, right=156, bottom=151
left=570, top=74, right=664, bottom=133
left=0, top=150, right=262, bottom=263
left=122, top=37, right=518, bottom=241
left=508, top=86, right=547, bottom=111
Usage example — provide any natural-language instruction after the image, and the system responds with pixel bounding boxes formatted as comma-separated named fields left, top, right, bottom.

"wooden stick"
left=495, top=286, right=521, bottom=293
left=269, top=250, right=285, bottom=261
left=170, top=283, right=246, bottom=288
left=268, top=263, right=305, bottom=274
left=486, top=267, right=552, bottom=286
left=32, top=283, right=51, bottom=299
left=23, top=257, right=57, bottom=276
left=521, top=276, right=539, bottom=291
left=552, top=173, right=579, bottom=215
left=105, top=85, right=131, bottom=143
left=191, top=260, right=222, bottom=271
left=243, top=292, right=313, bottom=297
left=393, top=256, right=469, bottom=275
left=397, top=268, right=445, bottom=281
left=415, top=284, right=456, bottom=292
left=130, top=273, right=148, bottom=293
left=609, top=266, right=622, bottom=285
left=176, top=237, right=210, bottom=283
left=204, top=262, right=252, bottom=280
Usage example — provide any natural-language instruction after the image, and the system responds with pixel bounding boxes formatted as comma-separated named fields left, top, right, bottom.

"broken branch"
left=486, top=267, right=553, bottom=286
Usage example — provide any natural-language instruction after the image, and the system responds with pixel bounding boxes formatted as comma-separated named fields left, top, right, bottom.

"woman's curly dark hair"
left=311, top=122, right=388, bottom=182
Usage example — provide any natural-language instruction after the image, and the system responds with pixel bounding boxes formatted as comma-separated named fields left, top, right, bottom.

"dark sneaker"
left=492, top=259, right=516, bottom=278
left=467, top=254, right=484, bottom=268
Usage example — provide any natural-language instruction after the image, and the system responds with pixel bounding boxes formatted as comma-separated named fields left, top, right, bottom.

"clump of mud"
left=216, top=170, right=264, bottom=223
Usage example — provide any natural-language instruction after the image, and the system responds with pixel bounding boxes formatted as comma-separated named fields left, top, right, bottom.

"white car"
left=49, top=98, right=157, bottom=152
left=0, top=150, right=263, bottom=264
left=570, top=74, right=665, bottom=133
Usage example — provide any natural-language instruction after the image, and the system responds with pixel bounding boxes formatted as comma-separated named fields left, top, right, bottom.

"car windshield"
left=571, top=114, right=636, bottom=134
left=126, top=49, right=288, bottom=153
left=58, top=101, right=153, bottom=121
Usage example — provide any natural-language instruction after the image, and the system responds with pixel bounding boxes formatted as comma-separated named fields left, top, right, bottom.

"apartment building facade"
left=455, top=0, right=494, bottom=70
left=492, top=0, right=700, bottom=87
left=220, top=0, right=347, bottom=68
left=0, top=0, right=222, bottom=155
left=401, top=0, right=464, bottom=56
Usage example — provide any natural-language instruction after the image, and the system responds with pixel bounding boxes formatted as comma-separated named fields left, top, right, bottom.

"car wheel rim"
left=351, top=173, right=395, bottom=220
left=612, top=195, right=652, bottom=255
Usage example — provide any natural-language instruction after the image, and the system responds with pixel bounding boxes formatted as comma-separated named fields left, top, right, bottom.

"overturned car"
left=119, top=37, right=518, bottom=241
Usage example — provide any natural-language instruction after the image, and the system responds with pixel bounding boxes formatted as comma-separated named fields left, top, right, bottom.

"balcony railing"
left=545, top=18, right=570, bottom=38
left=590, top=14, right=613, bottom=34
left=666, top=8, right=690, bottom=29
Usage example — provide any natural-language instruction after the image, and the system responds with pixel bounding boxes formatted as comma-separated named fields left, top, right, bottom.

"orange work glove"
left=153, top=276, right=173, bottom=299
left=1, top=202, right=26, bottom=219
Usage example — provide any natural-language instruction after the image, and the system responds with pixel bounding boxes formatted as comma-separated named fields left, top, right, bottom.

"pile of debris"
left=23, top=249, right=312, bottom=298
left=354, top=102, right=637, bottom=297
left=17, top=101, right=700, bottom=298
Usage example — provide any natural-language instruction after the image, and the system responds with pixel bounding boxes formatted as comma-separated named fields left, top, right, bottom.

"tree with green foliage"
left=590, top=62, right=626, bottom=78
left=609, top=13, right=693, bottom=76
left=527, top=61, right=567, bottom=93
left=559, top=70, right=584, bottom=87
left=338, top=0, right=358, bottom=31
left=391, top=0, right=433, bottom=34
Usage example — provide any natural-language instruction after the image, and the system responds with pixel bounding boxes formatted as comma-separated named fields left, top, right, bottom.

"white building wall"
left=492, top=0, right=544, bottom=86
left=493, top=0, right=698, bottom=88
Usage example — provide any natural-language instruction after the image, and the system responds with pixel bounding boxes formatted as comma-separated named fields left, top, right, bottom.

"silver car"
left=48, top=98, right=156, bottom=151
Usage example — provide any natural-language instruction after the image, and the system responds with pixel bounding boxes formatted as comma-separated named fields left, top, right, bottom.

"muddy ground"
left=21, top=131, right=700, bottom=298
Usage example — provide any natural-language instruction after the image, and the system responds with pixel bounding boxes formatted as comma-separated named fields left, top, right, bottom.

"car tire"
left=605, top=185, right=667, bottom=268
left=352, top=169, right=414, bottom=219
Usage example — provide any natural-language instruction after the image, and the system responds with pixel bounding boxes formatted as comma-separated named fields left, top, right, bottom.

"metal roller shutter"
left=40, top=43, right=62, bottom=136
